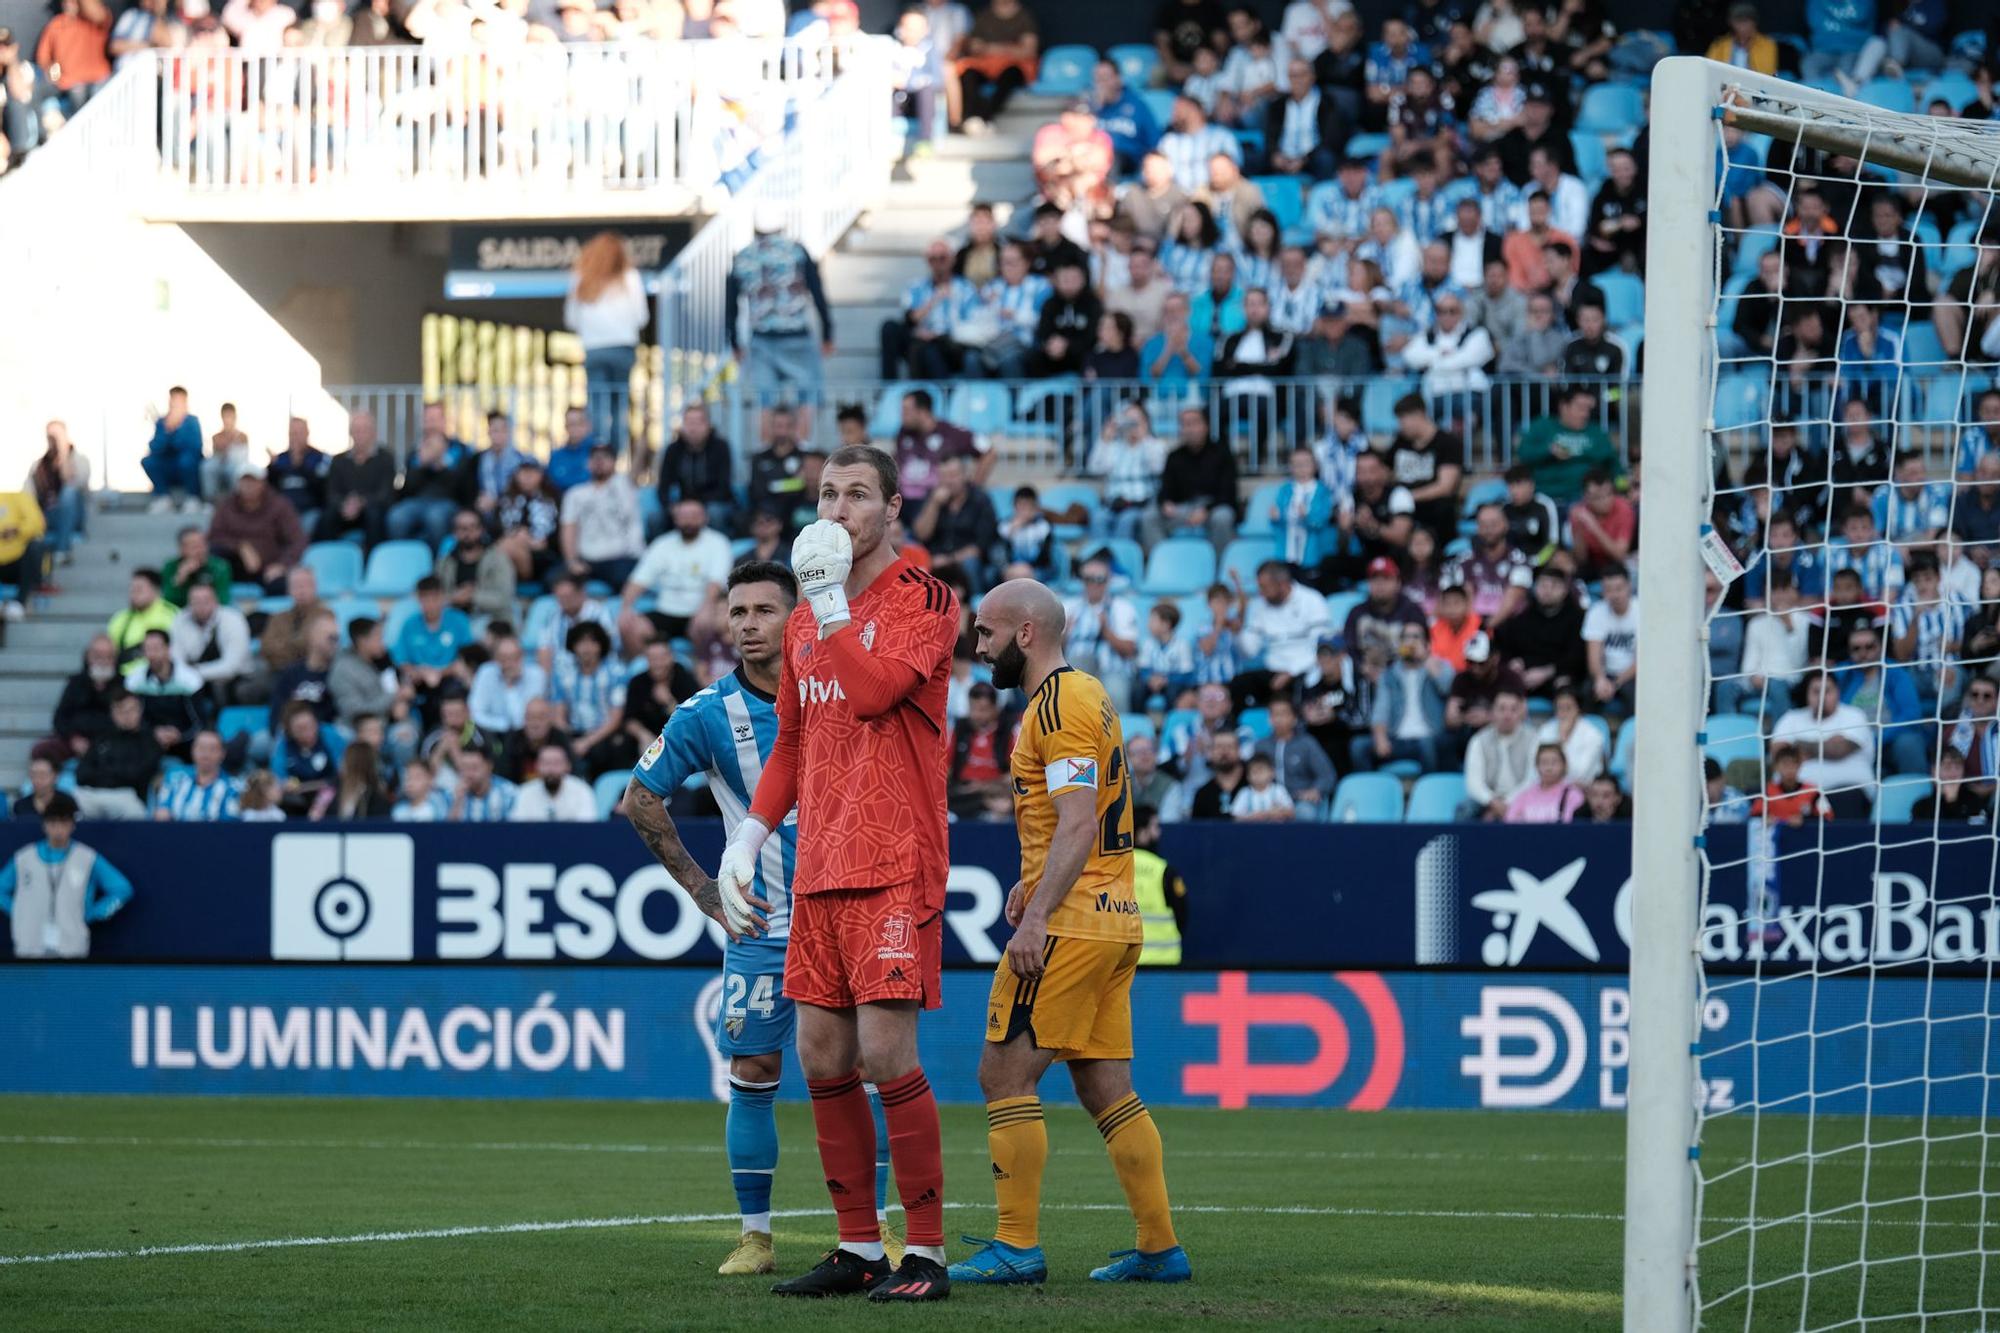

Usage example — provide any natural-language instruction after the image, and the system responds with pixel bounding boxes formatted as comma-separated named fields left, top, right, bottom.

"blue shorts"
left=714, top=948, right=796, bottom=1058
left=746, top=333, right=824, bottom=403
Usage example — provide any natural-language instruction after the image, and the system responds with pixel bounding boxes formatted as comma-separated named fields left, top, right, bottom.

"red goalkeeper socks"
left=876, top=1067, right=945, bottom=1247
left=807, top=1071, right=880, bottom=1244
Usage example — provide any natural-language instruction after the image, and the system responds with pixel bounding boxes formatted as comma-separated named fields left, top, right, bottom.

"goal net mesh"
left=1692, top=79, right=2000, bottom=1329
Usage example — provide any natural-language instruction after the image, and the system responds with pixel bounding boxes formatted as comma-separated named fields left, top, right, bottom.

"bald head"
left=975, top=578, right=1068, bottom=691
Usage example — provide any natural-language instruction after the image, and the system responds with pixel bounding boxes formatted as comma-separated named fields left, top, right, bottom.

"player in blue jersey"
left=623, top=561, right=897, bottom=1277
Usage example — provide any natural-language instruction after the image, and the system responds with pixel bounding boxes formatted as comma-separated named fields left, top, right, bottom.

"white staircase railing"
left=657, top=37, right=897, bottom=397
left=21, top=40, right=855, bottom=219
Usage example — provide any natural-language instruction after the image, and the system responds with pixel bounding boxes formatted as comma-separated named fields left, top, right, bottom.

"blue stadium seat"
left=1221, top=536, right=1275, bottom=586
left=1715, top=271, right=1755, bottom=357
left=1237, top=481, right=1285, bottom=536
left=1252, top=175, right=1304, bottom=233
left=1237, top=707, right=1273, bottom=741
left=1731, top=228, right=1780, bottom=277
left=1405, top=772, right=1466, bottom=821
left=1901, top=321, right=1946, bottom=369
left=1595, top=272, right=1645, bottom=328
left=1082, top=536, right=1144, bottom=586
left=381, top=595, right=422, bottom=647
left=1610, top=720, right=1637, bottom=783
left=355, top=540, right=435, bottom=599
left=948, top=382, right=1012, bottom=436
left=1362, top=378, right=1416, bottom=435
left=1576, top=83, right=1645, bottom=134
left=1461, top=476, right=1507, bottom=519
left=1230, top=126, right=1264, bottom=157
left=1856, top=78, right=1916, bottom=114
left=1344, top=131, right=1391, bottom=159
left=1875, top=777, right=1931, bottom=823
left=1108, top=43, right=1159, bottom=89
left=301, top=542, right=363, bottom=597
left=1569, top=130, right=1608, bottom=185
left=637, top=486, right=664, bottom=536
left=1939, top=219, right=1980, bottom=283
left=1037, top=483, right=1103, bottom=540
left=730, top=536, right=756, bottom=559
left=1030, top=44, right=1097, bottom=97
left=1140, top=538, right=1217, bottom=596
left=1332, top=772, right=1404, bottom=823
left=1139, top=87, right=1177, bottom=128
left=871, top=382, right=939, bottom=439
left=1012, top=377, right=1080, bottom=438
left=1120, top=712, right=1156, bottom=742
left=1324, top=589, right=1364, bottom=632
left=1704, top=731, right=1763, bottom=770
left=1705, top=713, right=1761, bottom=745
left=217, top=705, right=268, bottom=743
left=594, top=770, right=630, bottom=820
left=1713, top=374, right=1770, bottom=431
left=1920, top=72, right=1979, bottom=114
left=330, top=596, right=374, bottom=643
left=1372, top=176, right=1418, bottom=214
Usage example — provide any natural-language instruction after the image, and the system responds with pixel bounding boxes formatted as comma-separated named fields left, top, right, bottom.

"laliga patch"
left=1045, top=756, right=1099, bottom=791
left=638, top=734, right=665, bottom=770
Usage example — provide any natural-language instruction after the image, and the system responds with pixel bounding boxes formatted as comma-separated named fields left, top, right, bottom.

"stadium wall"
left=0, top=821, right=1983, bottom=974
left=0, top=962, right=1958, bottom=1115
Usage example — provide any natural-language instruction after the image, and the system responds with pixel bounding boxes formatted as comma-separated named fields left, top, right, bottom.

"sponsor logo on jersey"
left=798, top=677, right=848, bottom=705
left=1094, top=892, right=1142, bottom=915
left=638, top=734, right=665, bottom=770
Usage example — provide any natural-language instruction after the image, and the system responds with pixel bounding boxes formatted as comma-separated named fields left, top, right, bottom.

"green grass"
left=2, top=1097, right=1994, bottom=1330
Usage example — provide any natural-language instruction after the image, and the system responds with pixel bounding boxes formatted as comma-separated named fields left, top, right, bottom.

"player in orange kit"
left=712, top=444, right=959, bottom=1302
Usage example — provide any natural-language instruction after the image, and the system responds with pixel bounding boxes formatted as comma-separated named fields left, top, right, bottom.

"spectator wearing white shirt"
left=560, top=444, right=644, bottom=589
left=510, top=743, right=599, bottom=822
left=1402, top=292, right=1494, bottom=402
left=1278, top=0, right=1351, bottom=61
left=150, top=730, right=242, bottom=822
left=220, top=0, right=294, bottom=51
left=1581, top=564, right=1639, bottom=716
left=1063, top=553, right=1141, bottom=708
left=1521, top=147, right=1590, bottom=241
left=1356, top=207, right=1422, bottom=291
left=1535, top=686, right=1608, bottom=783
left=169, top=581, right=254, bottom=707
left=1461, top=687, right=1538, bottom=818
left=468, top=633, right=547, bottom=734
left=622, top=498, right=733, bottom=646
left=449, top=747, right=517, bottom=823
left=391, top=759, right=449, bottom=822
left=1229, top=753, right=1296, bottom=821
left=1088, top=403, right=1167, bottom=544
left=1727, top=575, right=1813, bottom=718
left=1233, top=560, right=1333, bottom=708
left=1770, top=674, right=1878, bottom=818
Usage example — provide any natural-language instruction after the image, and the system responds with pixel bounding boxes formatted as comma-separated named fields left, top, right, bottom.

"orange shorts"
left=783, top=882, right=943, bottom=1011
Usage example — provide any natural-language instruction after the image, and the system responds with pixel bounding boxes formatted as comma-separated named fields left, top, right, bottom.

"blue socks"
left=727, top=1076, right=780, bottom=1230
left=865, top=1081, right=892, bottom=1218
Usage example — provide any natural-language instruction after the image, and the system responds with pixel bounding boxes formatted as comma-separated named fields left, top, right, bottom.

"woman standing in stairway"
left=564, top=232, right=650, bottom=458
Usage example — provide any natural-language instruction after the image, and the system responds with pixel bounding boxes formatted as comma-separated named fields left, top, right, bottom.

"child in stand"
left=392, top=757, right=450, bottom=822
left=238, top=770, right=286, bottom=822
left=998, top=486, right=1057, bottom=581
left=1231, top=752, right=1296, bottom=822
left=1272, top=444, right=1337, bottom=570
left=1753, top=742, right=1829, bottom=825
left=1195, top=582, right=1241, bottom=685
left=1136, top=601, right=1197, bottom=709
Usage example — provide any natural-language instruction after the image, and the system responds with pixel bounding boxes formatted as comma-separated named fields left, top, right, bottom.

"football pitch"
left=3, top=1096, right=1993, bottom=1331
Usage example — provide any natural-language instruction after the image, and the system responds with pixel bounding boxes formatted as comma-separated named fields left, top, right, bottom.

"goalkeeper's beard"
left=987, top=638, right=1028, bottom=691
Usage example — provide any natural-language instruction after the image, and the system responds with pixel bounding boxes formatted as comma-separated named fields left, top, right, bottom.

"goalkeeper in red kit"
left=712, top=444, right=959, bottom=1302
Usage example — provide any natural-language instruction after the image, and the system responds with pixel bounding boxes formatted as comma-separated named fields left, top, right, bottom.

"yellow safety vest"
left=1133, top=849, right=1181, bottom=966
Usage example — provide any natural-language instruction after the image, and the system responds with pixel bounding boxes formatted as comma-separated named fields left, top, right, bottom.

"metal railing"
left=22, top=40, right=859, bottom=210
left=655, top=39, right=897, bottom=396
left=325, top=372, right=1644, bottom=480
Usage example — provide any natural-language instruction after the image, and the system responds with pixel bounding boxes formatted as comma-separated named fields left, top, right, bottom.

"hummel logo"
left=826, top=1178, right=849, bottom=1195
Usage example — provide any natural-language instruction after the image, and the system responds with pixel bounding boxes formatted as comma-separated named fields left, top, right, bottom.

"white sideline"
left=0, top=1201, right=1972, bottom=1268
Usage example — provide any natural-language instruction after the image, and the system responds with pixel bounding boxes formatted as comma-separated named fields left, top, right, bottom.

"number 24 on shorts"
left=725, top=973, right=778, bottom=1019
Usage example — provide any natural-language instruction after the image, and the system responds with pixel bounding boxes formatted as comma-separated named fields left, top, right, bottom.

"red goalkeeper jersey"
left=751, top=558, right=958, bottom=906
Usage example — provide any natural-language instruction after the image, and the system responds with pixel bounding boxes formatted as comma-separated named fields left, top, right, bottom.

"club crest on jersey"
left=861, top=619, right=878, bottom=651
left=638, top=734, right=665, bottom=770
left=877, top=912, right=915, bottom=961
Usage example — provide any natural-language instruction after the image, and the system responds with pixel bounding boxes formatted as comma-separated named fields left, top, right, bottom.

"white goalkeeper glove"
left=715, top=820, right=771, bottom=939
left=792, top=519, right=854, bottom=630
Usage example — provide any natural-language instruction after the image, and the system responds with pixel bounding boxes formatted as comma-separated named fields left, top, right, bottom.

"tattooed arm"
left=623, top=777, right=725, bottom=927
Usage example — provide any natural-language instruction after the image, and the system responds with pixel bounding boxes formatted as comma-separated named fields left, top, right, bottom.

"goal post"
left=1626, top=56, right=2000, bottom=1331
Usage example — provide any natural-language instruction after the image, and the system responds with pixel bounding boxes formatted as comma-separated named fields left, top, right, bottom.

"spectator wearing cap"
left=560, top=443, right=644, bottom=589
left=1293, top=300, right=1382, bottom=381
left=161, top=526, right=232, bottom=609
left=207, top=465, right=306, bottom=596
left=1341, top=556, right=1427, bottom=661
left=726, top=207, right=833, bottom=430
left=1494, top=560, right=1587, bottom=698
left=622, top=498, right=731, bottom=645
left=1460, top=686, right=1536, bottom=819
left=0, top=792, right=132, bottom=957
left=1158, top=95, right=1240, bottom=195
left=1234, top=560, right=1333, bottom=709
left=1144, top=407, right=1239, bottom=551
left=1354, top=619, right=1453, bottom=774
left=1446, top=628, right=1527, bottom=736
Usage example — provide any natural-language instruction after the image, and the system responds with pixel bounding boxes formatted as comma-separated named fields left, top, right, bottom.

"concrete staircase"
left=0, top=500, right=190, bottom=789
left=819, top=97, right=1056, bottom=388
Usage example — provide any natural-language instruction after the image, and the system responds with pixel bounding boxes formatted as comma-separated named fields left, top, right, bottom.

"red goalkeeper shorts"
left=783, top=881, right=943, bottom=1011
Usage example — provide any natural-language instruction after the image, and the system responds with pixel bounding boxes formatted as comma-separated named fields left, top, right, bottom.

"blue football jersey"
left=632, top=667, right=795, bottom=955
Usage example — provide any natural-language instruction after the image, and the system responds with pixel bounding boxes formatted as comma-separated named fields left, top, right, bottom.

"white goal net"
left=1628, top=59, right=2000, bottom=1332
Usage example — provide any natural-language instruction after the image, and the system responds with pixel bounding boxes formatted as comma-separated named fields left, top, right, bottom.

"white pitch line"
left=0, top=1202, right=1982, bottom=1268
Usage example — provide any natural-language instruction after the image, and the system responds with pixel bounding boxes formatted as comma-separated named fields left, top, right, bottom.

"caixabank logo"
left=1178, top=972, right=1405, bottom=1110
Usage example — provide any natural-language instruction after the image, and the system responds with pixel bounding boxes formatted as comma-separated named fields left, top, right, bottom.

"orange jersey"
left=755, top=559, right=958, bottom=905
left=1009, top=666, right=1141, bottom=944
